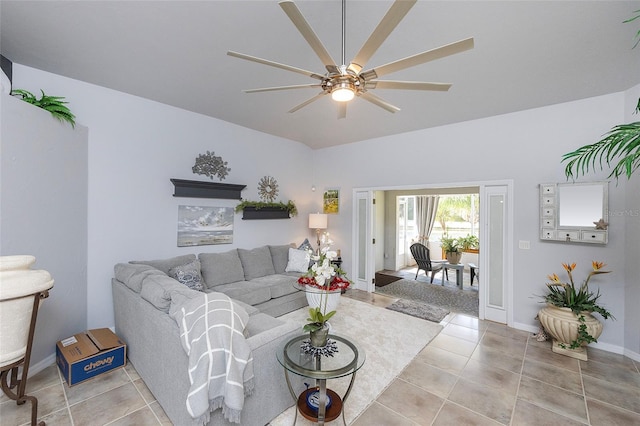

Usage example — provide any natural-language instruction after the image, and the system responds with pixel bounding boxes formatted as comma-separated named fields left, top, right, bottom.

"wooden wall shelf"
left=241, top=206, right=291, bottom=220
left=170, top=179, right=246, bottom=200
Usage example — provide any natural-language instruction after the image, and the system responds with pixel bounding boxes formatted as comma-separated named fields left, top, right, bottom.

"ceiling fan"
left=227, top=0, right=474, bottom=118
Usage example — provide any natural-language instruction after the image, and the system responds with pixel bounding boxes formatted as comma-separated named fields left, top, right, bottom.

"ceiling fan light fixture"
left=331, top=82, right=355, bottom=102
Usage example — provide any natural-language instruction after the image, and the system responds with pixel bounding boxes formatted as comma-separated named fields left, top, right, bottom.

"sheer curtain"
left=416, top=195, right=439, bottom=244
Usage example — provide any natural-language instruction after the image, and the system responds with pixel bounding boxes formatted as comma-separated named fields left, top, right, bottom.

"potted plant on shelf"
left=11, top=89, right=76, bottom=128
left=235, top=200, right=298, bottom=219
left=537, top=261, right=614, bottom=361
left=457, top=235, right=479, bottom=253
left=298, top=238, right=351, bottom=347
left=440, top=235, right=462, bottom=264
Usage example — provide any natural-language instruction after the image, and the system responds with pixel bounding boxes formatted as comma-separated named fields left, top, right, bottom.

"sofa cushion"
left=140, top=274, right=198, bottom=313
left=245, top=313, right=288, bottom=337
left=213, top=281, right=271, bottom=306
left=250, top=275, right=300, bottom=298
left=268, top=244, right=295, bottom=274
left=114, top=263, right=166, bottom=293
left=285, top=248, right=310, bottom=273
left=225, top=297, right=260, bottom=317
left=199, top=250, right=245, bottom=289
left=168, top=259, right=204, bottom=291
left=130, top=254, right=196, bottom=275
left=237, top=246, right=276, bottom=281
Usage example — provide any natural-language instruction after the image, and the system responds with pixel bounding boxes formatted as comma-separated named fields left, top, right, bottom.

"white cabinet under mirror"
left=539, top=181, right=608, bottom=244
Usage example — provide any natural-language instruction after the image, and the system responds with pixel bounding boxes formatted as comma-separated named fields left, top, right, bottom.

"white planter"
left=537, top=305, right=603, bottom=361
left=305, top=290, right=341, bottom=314
left=445, top=252, right=462, bottom=264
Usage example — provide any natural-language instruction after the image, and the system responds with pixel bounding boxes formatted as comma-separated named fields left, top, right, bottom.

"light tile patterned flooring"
left=2, top=290, right=639, bottom=425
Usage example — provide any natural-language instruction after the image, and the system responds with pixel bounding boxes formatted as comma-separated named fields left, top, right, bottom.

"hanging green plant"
left=11, top=89, right=76, bottom=128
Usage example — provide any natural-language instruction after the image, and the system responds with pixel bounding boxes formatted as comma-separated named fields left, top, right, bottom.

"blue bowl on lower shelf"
left=306, top=390, right=332, bottom=412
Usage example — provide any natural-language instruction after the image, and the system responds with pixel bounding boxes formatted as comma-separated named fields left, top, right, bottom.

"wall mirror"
left=539, top=181, right=608, bottom=244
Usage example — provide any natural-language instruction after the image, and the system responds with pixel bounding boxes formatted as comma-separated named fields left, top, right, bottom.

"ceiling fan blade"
left=360, top=92, right=401, bottom=113
left=366, top=80, right=452, bottom=91
left=244, top=84, right=322, bottom=94
left=337, top=102, right=347, bottom=119
left=348, top=0, right=417, bottom=74
left=288, top=92, right=327, bottom=113
left=227, top=51, right=324, bottom=80
left=361, top=37, right=474, bottom=80
left=279, top=0, right=337, bottom=71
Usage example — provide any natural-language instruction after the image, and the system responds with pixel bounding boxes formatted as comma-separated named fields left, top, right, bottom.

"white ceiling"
left=2, top=1, right=639, bottom=149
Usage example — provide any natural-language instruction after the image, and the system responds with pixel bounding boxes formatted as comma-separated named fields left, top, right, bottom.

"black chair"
left=409, top=243, right=447, bottom=284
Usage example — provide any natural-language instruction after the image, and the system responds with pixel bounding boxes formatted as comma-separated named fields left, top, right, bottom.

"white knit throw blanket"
left=170, top=291, right=254, bottom=424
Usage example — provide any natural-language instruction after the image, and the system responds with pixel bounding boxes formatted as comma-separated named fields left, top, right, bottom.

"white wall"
left=623, top=83, right=640, bottom=357
left=10, top=64, right=638, bottom=357
left=1, top=94, right=88, bottom=364
left=13, top=65, right=315, bottom=331
left=313, top=91, right=632, bottom=351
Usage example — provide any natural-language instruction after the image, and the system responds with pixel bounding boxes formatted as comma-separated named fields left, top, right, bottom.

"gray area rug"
left=376, top=278, right=479, bottom=317
left=386, top=299, right=450, bottom=323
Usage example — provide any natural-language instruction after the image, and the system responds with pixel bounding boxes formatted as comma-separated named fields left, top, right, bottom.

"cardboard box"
left=56, top=328, right=126, bottom=386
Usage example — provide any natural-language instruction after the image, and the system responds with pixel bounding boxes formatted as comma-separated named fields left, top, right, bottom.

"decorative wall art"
left=177, top=205, right=234, bottom=247
left=258, top=176, right=279, bottom=202
left=323, top=189, right=340, bottom=214
left=192, top=151, right=231, bottom=181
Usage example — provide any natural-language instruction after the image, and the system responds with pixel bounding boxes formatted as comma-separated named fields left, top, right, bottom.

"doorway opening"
left=353, top=181, right=512, bottom=324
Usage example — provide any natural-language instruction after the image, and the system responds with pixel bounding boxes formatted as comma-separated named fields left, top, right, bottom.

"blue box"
left=56, top=328, right=126, bottom=386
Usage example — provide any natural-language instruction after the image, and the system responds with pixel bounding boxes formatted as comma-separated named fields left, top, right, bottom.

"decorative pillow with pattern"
left=285, top=248, right=311, bottom=273
left=298, top=238, right=313, bottom=252
left=168, top=259, right=204, bottom=291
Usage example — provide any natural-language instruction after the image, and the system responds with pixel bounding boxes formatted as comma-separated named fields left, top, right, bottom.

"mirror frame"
left=539, top=181, right=608, bottom=244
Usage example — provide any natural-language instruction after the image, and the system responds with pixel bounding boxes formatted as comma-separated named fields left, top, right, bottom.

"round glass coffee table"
left=276, top=333, right=365, bottom=425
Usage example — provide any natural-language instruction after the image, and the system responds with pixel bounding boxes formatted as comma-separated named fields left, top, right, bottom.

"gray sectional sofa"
left=112, top=245, right=308, bottom=426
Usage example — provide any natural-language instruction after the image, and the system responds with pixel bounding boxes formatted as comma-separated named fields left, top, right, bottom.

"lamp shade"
left=308, top=213, right=328, bottom=229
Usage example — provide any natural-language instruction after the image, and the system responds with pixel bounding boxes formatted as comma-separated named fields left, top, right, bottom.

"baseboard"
left=511, top=321, right=538, bottom=334
left=623, top=348, right=640, bottom=362
left=511, top=321, right=627, bottom=356
left=28, top=353, right=56, bottom=378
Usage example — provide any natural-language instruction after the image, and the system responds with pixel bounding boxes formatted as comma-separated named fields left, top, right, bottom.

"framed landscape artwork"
left=323, top=189, right=340, bottom=214
left=177, top=205, right=234, bottom=247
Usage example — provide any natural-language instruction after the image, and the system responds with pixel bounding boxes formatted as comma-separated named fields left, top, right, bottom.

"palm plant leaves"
left=562, top=118, right=640, bottom=180
left=562, top=11, right=640, bottom=180
left=11, top=89, right=76, bottom=128
left=624, top=9, right=640, bottom=48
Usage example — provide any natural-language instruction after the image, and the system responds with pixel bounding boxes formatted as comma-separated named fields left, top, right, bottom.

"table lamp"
left=308, top=213, right=328, bottom=254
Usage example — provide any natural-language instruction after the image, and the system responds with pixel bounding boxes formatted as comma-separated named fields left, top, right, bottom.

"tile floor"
left=2, top=290, right=639, bottom=425
left=348, top=290, right=640, bottom=426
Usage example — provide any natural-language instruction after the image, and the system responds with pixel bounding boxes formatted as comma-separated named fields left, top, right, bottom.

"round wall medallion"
left=258, top=176, right=279, bottom=202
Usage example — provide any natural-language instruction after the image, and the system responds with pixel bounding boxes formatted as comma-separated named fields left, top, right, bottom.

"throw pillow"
left=285, top=248, right=310, bottom=273
left=168, top=260, right=204, bottom=291
left=298, top=238, right=313, bottom=252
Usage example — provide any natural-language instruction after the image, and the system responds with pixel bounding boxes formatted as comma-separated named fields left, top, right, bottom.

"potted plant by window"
left=457, top=235, right=479, bottom=253
left=537, top=261, right=614, bottom=361
left=440, top=235, right=462, bottom=264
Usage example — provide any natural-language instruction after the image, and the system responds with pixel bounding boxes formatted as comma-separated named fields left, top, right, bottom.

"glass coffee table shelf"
left=277, top=333, right=365, bottom=425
